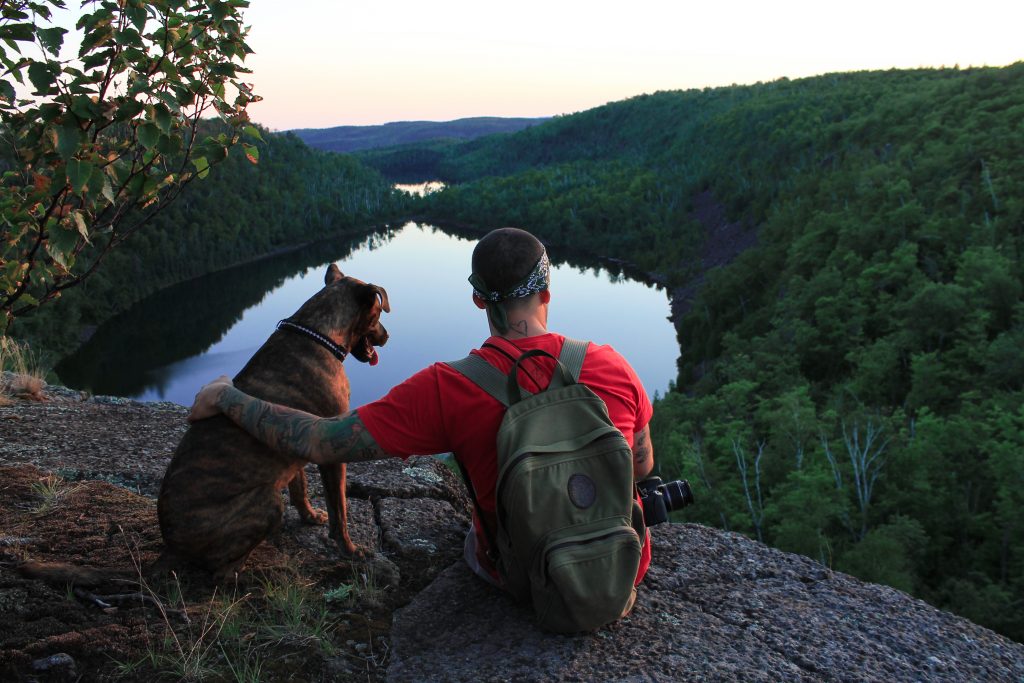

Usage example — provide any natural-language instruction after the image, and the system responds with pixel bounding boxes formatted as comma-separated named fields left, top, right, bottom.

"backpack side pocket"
left=532, top=526, right=641, bottom=633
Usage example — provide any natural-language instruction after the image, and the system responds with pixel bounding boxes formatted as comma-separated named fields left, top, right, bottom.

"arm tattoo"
left=632, top=427, right=653, bottom=478
left=216, top=386, right=388, bottom=464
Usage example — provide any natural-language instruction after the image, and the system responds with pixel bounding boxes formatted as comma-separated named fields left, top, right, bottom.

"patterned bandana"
left=468, top=250, right=550, bottom=332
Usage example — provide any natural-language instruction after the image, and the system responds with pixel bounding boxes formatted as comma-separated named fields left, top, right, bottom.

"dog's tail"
left=18, top=560, right=138, bottom=587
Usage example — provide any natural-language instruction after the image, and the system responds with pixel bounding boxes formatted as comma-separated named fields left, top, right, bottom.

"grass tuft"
left=0, top=336, right=47, bottom=402
left=110, top=568, right=352, bottom=681
left=254, top=572, right=338, bottom=655
left=29, top=474, right=84, bottom=516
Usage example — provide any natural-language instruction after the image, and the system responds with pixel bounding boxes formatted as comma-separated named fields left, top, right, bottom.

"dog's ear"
left=325, top=263, right=343, bottom=285
left=361, top=284, right=390, bottom=313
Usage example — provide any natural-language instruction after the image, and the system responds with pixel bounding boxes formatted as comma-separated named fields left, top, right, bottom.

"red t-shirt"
left=358, top=333, right=654, bottom=584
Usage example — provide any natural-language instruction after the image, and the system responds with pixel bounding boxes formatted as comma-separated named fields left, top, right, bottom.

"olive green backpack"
left=446, top=338, right=645, bottom=633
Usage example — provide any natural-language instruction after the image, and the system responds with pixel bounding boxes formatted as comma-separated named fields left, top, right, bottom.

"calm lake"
left=56, top=222, right=679, bottom=407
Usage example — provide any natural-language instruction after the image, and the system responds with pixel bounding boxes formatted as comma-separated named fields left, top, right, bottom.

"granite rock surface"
left=388, top=523, right=1024, bottom=682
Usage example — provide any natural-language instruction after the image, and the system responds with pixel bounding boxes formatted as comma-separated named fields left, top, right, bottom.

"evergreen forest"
left=361, top=63, right=1024, bottom=641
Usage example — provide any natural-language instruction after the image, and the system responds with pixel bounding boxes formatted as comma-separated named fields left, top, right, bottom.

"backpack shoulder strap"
left=557, top=337, right=590, bottom=382
left=445, top=354, right=535, bottom=407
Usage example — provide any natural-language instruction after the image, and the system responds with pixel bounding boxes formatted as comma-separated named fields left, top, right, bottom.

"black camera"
left=637, top=477, right=694, bottom=526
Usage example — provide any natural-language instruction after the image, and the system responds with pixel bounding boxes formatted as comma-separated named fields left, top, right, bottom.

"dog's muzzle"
left=352, top=324, right=388, bottom=366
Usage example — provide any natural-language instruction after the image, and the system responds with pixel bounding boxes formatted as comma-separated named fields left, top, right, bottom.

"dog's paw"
left=338, top=540, right=368, bottom=560
left=299, top=508, right=329, bottom=525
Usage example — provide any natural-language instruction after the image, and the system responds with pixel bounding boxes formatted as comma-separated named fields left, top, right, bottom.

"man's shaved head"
left=471, top=228, right=545, bottom=295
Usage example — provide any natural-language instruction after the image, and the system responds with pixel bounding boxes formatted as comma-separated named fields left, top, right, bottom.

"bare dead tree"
left=733, top=437, right=766, bottom=543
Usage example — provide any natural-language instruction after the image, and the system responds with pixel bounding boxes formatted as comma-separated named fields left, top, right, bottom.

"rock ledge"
left=388, top=523, right=1024, bottom=682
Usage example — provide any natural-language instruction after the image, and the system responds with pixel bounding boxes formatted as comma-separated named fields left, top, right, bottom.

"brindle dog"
left=157, top=264, right=389, bottom=579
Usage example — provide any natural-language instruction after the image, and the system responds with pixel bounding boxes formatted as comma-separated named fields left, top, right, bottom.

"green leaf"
left=114, top=28, right=142, bottom=48
left=202, top=138, right=229, bottom=163
left=70, top=95, right=99, bottom=120
left=0, top=79, right=14, bottom=103
left=156, top=133, right=181, bottom=156
left=46, top=224, right=79, bottom=268
left=36, top=26, right=67, bottom=56
left=241, top=143, right=259, bottom=164
left=137, top=122, right=160, bottom=149
left=38, top=102, right=62, bottom=123
left=172, top=84, right=196, bottom=107
left=113, top=99, right=144, bottom=122
left=71, top=211, right=90, bottom=242
left=141, top=175, right=159, bottom=198
left=209, top=63, right=236, bottom=78
left=127, top=173, right=144, bottom=196
left=210, top=1, right=229, bottom=23
left=191, top=155, right=210, bottom=179
left=16, top=292, right=39, bottom=307
left=3, top=260, right=25, bottom=283
left=106, top=158, right=129, bottom=186
left=1, top=6, right=27, bottom=20
left=100, top=173, right=115, bottom=202
left=66, top=158, right=93, bottom=195
left=125, top=5, right=147, bottom=32
left=153, top=103, right=172, bottom=132
left=88, top=164, right=108, bottom=198
left=129, top=75, right=150, bottom=95
left=79, top=24, right=114, bottom=57
left=0, top=23, right=35, bottom=43
left=27, top=61, right=58, bottom=94
left=54, top=122, right=81, bottom=160
left=154, top=92, right=181, bottom=114
left=243, top=125, right=264, bottom=142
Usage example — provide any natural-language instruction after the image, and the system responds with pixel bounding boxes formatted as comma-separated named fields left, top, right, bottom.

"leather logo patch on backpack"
left=567, top=473, right=597, bottom=509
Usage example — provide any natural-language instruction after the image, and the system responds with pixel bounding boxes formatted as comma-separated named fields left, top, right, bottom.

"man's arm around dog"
left=189, top=376, right=389, bottom=464
left=190, top=375, right=653, bottom=477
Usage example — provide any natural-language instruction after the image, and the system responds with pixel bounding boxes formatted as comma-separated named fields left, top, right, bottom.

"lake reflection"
left=57, top=223, right=679, bottom=407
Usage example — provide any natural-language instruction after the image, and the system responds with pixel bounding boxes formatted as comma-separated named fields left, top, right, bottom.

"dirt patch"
left=0, top=464, right=163, bottom=677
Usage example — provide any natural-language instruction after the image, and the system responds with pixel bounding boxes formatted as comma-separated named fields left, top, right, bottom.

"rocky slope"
left=1, top=381, right=1022, bottom=681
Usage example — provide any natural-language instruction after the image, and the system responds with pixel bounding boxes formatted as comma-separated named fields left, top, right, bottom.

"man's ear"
left=472, top=294, right=487, bottom=310
left=539, top=290, right=551, bottom=304
left=325, top=263, right=343, bottom=285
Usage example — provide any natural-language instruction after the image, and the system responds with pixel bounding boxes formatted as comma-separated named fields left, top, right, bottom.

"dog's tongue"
left=368, top=348, right=379, bottom=366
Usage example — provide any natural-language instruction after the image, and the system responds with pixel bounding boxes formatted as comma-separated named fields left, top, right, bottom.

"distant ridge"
left=291, top=116, right=550, bottom=154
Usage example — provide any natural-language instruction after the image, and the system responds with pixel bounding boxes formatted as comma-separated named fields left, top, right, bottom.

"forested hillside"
left=12, top=130, right=410, bottom=356
left=294, top=116, right=549, bottom=154
left=388, top=64, right=1024, bottom=640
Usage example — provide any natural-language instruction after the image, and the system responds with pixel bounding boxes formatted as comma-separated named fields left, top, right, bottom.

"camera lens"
left=661, top=480, right=694, bottom=512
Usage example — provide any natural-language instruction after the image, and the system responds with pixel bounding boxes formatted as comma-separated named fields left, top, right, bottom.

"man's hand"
left=188, top=375, right=234, bottom=422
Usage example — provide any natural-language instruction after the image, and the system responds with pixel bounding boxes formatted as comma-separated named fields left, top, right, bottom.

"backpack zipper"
left=496, top=432, right=625, bottom=519
left=496, top=450, right=533, bottom=508
left=543, top=528, right=639, bottom=579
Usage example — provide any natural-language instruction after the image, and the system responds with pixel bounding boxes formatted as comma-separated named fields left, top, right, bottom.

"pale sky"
left=118, top=1, right=1024, bottom=131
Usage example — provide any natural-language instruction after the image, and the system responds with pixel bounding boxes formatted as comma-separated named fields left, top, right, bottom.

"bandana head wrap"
left=469, top=250, right=550, bottom=333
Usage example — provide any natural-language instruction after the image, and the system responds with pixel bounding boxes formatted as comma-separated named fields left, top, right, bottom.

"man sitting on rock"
left=189, top=227, right=655, bottom=589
